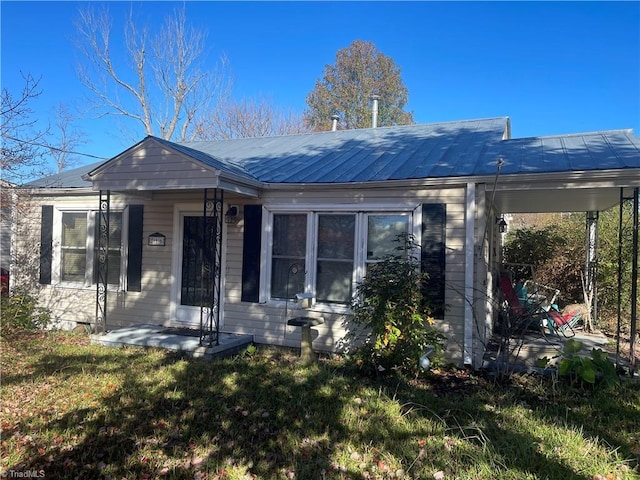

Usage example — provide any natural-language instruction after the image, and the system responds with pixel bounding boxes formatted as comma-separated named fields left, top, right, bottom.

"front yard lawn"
left=1, top=331, right=639, bottom=479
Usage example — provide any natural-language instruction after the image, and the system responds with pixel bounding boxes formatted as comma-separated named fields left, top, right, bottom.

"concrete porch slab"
left=90, top=324, right=253, bottom=359
left=483, top=328, right=613, bottom=372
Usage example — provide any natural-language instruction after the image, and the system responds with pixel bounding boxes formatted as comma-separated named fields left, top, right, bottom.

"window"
left=271, top=214, right=307, bottom=299
left=316, top=214, right=355, bottom=303
left=61, top=213, right=87, bottom=282
left=55, top=209, right=124, bottom=287
left=93, top=212, right=123, bottom=285
left=267, top=209, right=413, bottom=305
left=366, top=214, right=410, bottom=262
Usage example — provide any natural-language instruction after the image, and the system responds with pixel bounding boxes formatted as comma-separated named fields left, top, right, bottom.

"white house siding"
left=1, top=209, right=11, bottom=271
left=221, top=185, right=469, bottom=365
left=14, top=192, right=107, bottom=328
left=15, top=191, right=189, bottom=330
left=17, top=184, right=470, bottom=365
left=90, top=142, right=221, bottom=191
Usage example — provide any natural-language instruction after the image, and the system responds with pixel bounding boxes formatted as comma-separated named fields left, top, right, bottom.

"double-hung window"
left=93, top=212, right=123, bottom=286
left=61, top=213, right=88, bottom=282
left=271, top=214, right=307, bottom=299
left=55, top=209, right=124, bottom=287
left=267, top=208, right=414, bottom=306
left=365, top=214, right=410, bottom=269
left=316, top=214, right=355, bottom=304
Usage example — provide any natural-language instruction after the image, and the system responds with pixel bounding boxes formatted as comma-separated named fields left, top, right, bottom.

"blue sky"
left=2, top=1, right=639, bottom=174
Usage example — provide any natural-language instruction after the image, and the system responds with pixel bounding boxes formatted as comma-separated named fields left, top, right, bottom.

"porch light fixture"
left=225, top=205, right=239, bottom=224
left=148, top=232, right=166, bottom=246
left=497, top=217, right=508, bottom=234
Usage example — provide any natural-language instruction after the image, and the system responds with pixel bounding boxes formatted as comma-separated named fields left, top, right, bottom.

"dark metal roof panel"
left=179, top=117, right=510, bottom=183
left=25, top=119, right=639, bottom=189
left=26, top=161, right=104, bottom=188
left=494, top=130, right=640, bottom=176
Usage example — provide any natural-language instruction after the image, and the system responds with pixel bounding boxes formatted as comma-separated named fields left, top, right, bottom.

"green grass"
left=1, top=331, right=639, bottom=479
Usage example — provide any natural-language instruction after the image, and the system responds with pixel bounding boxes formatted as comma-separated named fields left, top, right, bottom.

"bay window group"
left=267, top=208, right=415, bottom=305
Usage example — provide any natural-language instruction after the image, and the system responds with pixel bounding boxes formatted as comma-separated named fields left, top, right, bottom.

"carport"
left=487, top=130, right=639, bottom=371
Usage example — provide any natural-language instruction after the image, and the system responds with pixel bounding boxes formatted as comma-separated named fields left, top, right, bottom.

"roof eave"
left=19, top=187, right=96, bottom=196
left=259, top=167, right=640, bottom=191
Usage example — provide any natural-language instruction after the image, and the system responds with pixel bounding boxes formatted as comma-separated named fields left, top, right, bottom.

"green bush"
left=0, top=290, right=51, bottom=336
left=349, top=234, right=446, bottom=376
left=539, top=339, right=619, bottom=389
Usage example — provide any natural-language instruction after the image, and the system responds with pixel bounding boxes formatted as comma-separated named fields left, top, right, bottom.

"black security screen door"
left=181, top=216, right=215, bottom=306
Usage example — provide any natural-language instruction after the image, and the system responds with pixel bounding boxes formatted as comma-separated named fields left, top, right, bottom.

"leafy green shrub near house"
left=0, top=290, right=51, bottom=336
left=349, top=234, right=446, bottom=376
left=557, top=339, right=620, bottom=389
left=538, top=339, right=620, bottom=389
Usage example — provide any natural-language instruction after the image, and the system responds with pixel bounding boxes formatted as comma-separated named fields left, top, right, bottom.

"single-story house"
left=14, top=117, right=640, bottom=367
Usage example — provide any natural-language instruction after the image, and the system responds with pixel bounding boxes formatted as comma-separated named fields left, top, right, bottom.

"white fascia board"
left=261, top=177, right=470, bottom=191
left=261, top=202, right=421, bottom=212
left=260, top=168, right=639, bottom=192
left=22, top=187, right=96, bottom=197
left=217, top=173, right=262, bottom=197
left=24, top=188, right=155, bottom=203
left=493, top=169, right=640, bottom=190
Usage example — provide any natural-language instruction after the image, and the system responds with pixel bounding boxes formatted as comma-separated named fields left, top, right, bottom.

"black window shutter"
left=127, top=205, right=144, bottom=292
left=39, top=205, right=53, bottom=284
left=421, top=203, right=446, bottom=318
left=241, top=205, right=262, bottom=302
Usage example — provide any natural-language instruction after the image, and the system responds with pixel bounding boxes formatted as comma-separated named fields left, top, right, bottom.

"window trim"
left=51, top=204, right=129, bottom=290
left=260, top=203, right=422, bottom=312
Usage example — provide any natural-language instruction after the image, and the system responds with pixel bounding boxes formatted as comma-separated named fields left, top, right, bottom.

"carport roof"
left=486, top=129, right=640, bottom=175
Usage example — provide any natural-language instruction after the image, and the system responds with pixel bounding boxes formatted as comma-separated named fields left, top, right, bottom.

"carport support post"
left=585, top=211, right=598, bottom=326
left=630, top=188, right=638, bottom=372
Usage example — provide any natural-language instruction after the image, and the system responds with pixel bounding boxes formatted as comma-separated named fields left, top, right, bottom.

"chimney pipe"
left=371, top=94, right=380, bottom=128
left=330, top=114, right=339, bottom=132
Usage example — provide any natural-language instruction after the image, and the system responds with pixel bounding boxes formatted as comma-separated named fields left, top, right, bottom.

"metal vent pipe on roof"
left=331, top=114, right=339, bottom=132
left=371, top=94, right=380, bottom=128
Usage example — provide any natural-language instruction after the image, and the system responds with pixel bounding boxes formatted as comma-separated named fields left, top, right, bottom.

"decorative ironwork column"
left=616, top=187, right=639, bottom=374
left=630, top=187, right=638, bottom=372
left=585, top=211, right=599, bottom=325
left=200, top=188, right=224, bottom=347
left=96, top=190, right=110, bottom=334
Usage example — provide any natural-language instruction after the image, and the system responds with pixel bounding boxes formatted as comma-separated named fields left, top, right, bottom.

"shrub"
left=0, top=290, right=51, bottom=336
left=349, top=234, right=446, bottom=376
left=539, top=339, right=619, bottom=389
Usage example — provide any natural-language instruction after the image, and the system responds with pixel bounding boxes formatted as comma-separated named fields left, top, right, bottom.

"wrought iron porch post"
left=96, top=190, right=110, bottom=334
left=616, top=187, right=639, bottom=373
left=630, top=187, right=638, bottom=372
left=585, top=211, right=599, bottom=326
left=200, top=188, right=223, bottom=347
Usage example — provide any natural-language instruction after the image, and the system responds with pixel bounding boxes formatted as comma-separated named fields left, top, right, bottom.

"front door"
left=176, top=214, right=221, bottom=325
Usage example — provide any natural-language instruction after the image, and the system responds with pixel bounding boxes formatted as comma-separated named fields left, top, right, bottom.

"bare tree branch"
left=47, top=104, right=88, bottom=173
left=74, top=5, right=231, bottom=141
left=1, top=73, right=50, bottom=183
left=193, top=96, right=309, bottom=140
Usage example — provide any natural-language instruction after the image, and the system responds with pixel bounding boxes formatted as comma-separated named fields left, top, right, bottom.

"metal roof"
left=26, top=117, right=640, bottom=189
left=486, top=129, right=640, bottom=176
left=26, top=160, right=104, bottom=188
left=179, top=117, right=510, bottom=183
